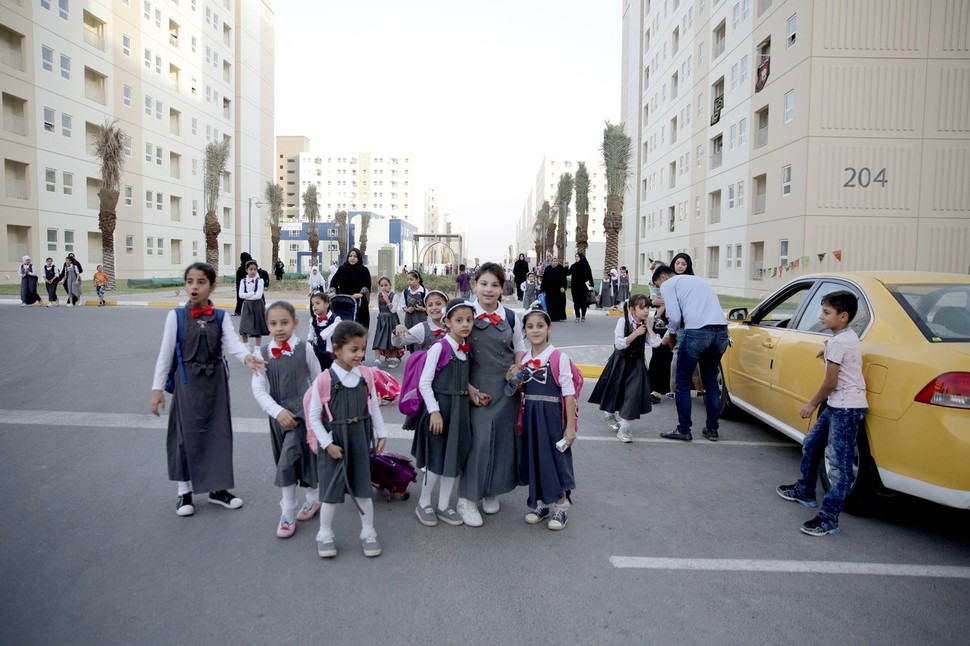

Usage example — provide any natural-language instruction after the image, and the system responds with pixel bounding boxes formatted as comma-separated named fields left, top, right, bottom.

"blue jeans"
left=796, top=406, right=867, bottom=520
left=675, top=326, right=730, bottom=434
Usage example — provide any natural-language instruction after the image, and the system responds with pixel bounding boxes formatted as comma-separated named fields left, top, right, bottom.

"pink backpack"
left=302, top=366, right=376, bottom=454
left=517, top=349, right=585, bottom=434
left=398, top=339, right=454, bottom=417
left=372, top=368, right=401, bottom=404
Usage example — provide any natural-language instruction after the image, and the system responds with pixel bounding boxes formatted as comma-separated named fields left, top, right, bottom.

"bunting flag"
left=817, top=253, right=826, bottom=262
left=833, top=249, right=843, bottom=262
left=802, top=256, right=809, bottom=267
left=793, top=258, right=799, bottom=269
left=772, top=267, right=777, bottom=277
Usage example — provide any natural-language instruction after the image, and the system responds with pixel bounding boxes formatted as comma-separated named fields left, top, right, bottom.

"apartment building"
left=0, top=0, right=274, bottom=282
left=516, top=154, right=610, bottom=273
left=621, top=0, right=970, bottom=296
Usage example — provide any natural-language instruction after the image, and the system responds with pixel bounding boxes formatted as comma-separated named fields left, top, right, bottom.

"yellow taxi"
left=722, top=272, right=970, bottom=511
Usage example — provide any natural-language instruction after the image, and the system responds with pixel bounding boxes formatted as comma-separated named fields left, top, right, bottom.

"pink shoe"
left=276, top=514, right=296, bottom=538
left=296, top=500, right=321, bottom=521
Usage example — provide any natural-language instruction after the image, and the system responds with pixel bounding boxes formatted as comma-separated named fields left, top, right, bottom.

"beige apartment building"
left=1, top=0, right=275, bottom=282
left=620, top=0, right=970, bottom=296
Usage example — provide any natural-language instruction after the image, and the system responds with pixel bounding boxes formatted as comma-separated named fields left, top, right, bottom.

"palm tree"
left=92, top=119, right=126, bottom=290
left=555, top=173, right=573, bottom=261
left=542, top=200, right=556, bottom=260
left=335, top=210, right=347, bottom=263
left=358, top=212, right=371, bottom=260
left=303, top=184, right=320, bottom=266
left=203, top=140, right=230, bottom=268
left=601, top=121, right=632, bottom=276
left=264, top=181, right=283, bottom=271
left=574, top=162, right=590, bottom=255
left=533, top=207, right=545, bottom=262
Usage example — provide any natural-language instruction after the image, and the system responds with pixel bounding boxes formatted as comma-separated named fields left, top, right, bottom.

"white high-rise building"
left=620, top=0, right=970, bottom=295
left=1, top=0, right=276, bottom=281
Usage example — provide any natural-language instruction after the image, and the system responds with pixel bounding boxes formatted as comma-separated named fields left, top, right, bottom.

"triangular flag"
left=833, top=249, right=842, bottom=262
left=817, top=253, right=826, bottom=262
left=793, top=258, right=799, bottom=269
left=772, top=267, right=777, bottom=277
left=802, top=255, right=809, bottom=266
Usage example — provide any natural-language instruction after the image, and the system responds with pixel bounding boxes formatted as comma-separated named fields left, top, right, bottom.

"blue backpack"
left=164, top=307, right=225, bottom=393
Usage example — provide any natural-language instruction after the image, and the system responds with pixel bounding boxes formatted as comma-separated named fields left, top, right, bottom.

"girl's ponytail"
left=623, top=299, right=631, bottom=336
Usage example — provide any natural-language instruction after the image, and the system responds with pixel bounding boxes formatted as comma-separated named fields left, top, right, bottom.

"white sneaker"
left=457, top=498, right=483, bottom=527
left=616, top=428, right=633, bottom=443
left=66, top=303, right=73, bottom=307
left=482, top=496, right=500, bottom=515
left=604, top=413, right=620, bottom=431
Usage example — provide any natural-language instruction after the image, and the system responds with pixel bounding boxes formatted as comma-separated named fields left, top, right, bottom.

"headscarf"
left=670, top=252, right=695, bottom=275
left=308, top=266, right=325, bottom=290
left=22, top=255, right=31, bottom=264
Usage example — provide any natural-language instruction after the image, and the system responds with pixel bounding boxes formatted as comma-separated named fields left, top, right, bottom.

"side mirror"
left=728, top=307, right=748, bottom=321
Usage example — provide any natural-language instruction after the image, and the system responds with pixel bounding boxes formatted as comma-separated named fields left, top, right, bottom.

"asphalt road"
left=0, top=304, right=967, bottom=645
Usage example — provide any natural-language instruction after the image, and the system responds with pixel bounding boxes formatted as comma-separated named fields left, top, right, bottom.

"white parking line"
left=609, top=557, right=970, bottom=579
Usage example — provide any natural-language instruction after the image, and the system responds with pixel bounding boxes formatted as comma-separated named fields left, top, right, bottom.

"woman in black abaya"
left=328, top=247, right=373, bottom=329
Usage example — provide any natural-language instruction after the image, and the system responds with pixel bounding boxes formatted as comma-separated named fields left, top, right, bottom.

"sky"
left=273, top=0, right=621, bottom=260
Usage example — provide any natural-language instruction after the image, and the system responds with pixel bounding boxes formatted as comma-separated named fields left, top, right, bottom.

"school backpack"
left=369, top=452, right=418, bottom=501
left=302, top=365, right=376, bottom=454
left=398, top=339, right=454, bottom=417
left=164, top=307, right=225, bottom=393
left=372, top=368, right=401, bottom=404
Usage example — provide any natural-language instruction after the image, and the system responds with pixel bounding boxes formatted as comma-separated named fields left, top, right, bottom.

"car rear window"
left=886, top=284, right=970, bottom=342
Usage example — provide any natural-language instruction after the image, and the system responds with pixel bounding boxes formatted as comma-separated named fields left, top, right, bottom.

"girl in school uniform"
left=251, top=301, right=322, bottom=538
left=616, top=266, right=631, bottom=304
left=305, top=321, right=388, bottom=559
left=308, top=266, right=326, bottom=294
left=43, top=257, right=59, bottom=306
left=412, top=298, right=475, bottom=528
left=18, top=255, right=42, bottom=306
left=401, top=270, right=428, bottom=353
left=60, top=255, right=82, bottom=307
left=520, top=272, right=538, bottom=309
left=597, top=271, right=614, bottom=309
left=457, top=262, right=526, bottom=527
left=150, top=262, right=266, bottom=517
left=393, top=289, right=449, bottom=432
left=588, top=293, right=662, bottom=443
left=239, top=260, right=270, bottom=348
left=514, top=304, right=577, bottom=530
left=372, top=276, right=404, bottom=368
left=308, top=291, right=340, bottom=371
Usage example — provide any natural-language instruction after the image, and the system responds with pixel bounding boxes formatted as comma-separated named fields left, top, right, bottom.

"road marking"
left=0, top=409, right=793, bottom=447
left=609, top=557, right=970, bottom=579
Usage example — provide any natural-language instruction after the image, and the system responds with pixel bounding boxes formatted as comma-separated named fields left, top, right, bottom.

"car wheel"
left=818, top=423, right=877, bottom=515
left=717, top=363, right=736, bottom=419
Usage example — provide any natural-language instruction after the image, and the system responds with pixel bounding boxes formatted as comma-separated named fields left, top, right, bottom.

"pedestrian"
left=663, top=253, right=704, bottom=397
left=238, top=260, right=269, bottom=349
left=274, top=259, right=285, bottom=282
left=149, top=262, right=266, bottom=517
left=308, top=291, right=341, bottom=371
left=18, top=255, right=42, bottom=306
left=251, top=301, right=322, bottom=539
left=457, top=262, right=526, bottom=527
left=411, top=298, right=475, bottom=528
left=521, top=272, right=538, bottom=309
left=514, top=305, right=577, bottom=530
left=597, top=271, right=614, bottom=309
left=93, top=265, right=109, bottom=306
left=454, top=264, right=472, bottom=300
left=654, top=264, right=730, bottom=442
left=308, top=266, right=325, bottom=294
left=233, top=252, right=252, bottom=317
left=401, top=270, right=428, bottom=353
left=647, top=260, right=672, bottom=402
left=59, top=255, right=82, bottom=307
left=588, top=294, right=661, bottom=443
left=372, top=276, right=404, bottom=368
left=393, top=289, right=449, bottom=432
left=539, top=257, right=568, bottom=322
left=43, top=257, right=59, bottom=307
left=61, top=253, right=82, bottom=299
left=513, top=253, right=530, bottom=301
left=567, top=252, right=594, bottom=322
left=305, top=321, right=389, bottom=558
left=328, top=247, right=372, bottom=330
left=616, top=266, right=631, bottom=304
left=776, top=291, right=868, bottom=536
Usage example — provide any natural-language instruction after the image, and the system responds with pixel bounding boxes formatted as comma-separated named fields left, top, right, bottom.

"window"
left=155, top=54, right=161, bottom=74
left=713, top=20, right=726, bottom=59
left=756, top=106, right=769, bottom=147
left=727, top=243, right=733, bottom=267
left=155, top=99, right=162, bottom=120
left=2, top=93, right=27, bottom=135
left=145, top=142, right=153, bottom=162
left=737, top=180, right=745, bottom=207
left=155, top=8, right=161, bottom=29
left=145, top=189, right=153, bottom=208
left=739, top=118, right=748, bottom=146
left=146, top=236, right=153, bottom=255
left=123, top=135, right=132, bottom=157
left=156, top=192, right=163, bottom=210
left=192, top=241, right=198, bottom=258
left=731, top=63, right=739, bottom=90
left=45, top=168, right=56, bottom=192
left=710, top=134, right=723, bottom=170
left=223, top=206, right=231, bottom=229
left=733, top=3, right=740, bottom=30
left=144, top=0, right=151, bottom=20
left=191, top=35, right=197, bottom=53
left=782, top=165, right=792, bottom=195
left=124, top=185, right=133, bottom=206
left=754, top=173, right=767, bottom=214
left=779, top=239, right=789, bottom=267
left=709, top=189, right=722, bottom=223
left=735, top=243, right=743, bottom=268
left=48, top=228, right=58, bottom=252
left=192, top=199, right=198, bottom=217
left=156, top=146, right=163, bottom=166
left=145, top=94, right=153, bottom=114
left=784, top=90, right=794, bottom=123
left=743, top=0, right=751, bottom=20
left=62, top=171, right=73, bottom=195
left=144, top=48, right=151, bottom=69
left=58, top=0, right=69, bottom=20
left=740, top=55, right=749, bottom=86
left=64, top=230, right=74, bottom=252
left=122, top=35, right=131, bottom=57
left=59, top=54, right=70, bottom=79
left=191, top=117, right=197, bottom=134
left=126, top=234, right=134, bottom=254
left=41, top=45, right=54, bottom=72
left=787, top=14, right=797, bottom=47
left=44, top=106, right=55, bottom=132
left=728, top=184, right=736, bottom=209
left=42, top=0, right=52, bottom=9
left=729, top=124, right=737, bottom=150
left=84, top=67, right=106, bottom=104
left=707, top=245, right=720, bottom=279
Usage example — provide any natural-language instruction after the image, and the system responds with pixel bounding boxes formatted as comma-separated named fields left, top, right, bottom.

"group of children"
left=18, top=255, right=108, bottom=307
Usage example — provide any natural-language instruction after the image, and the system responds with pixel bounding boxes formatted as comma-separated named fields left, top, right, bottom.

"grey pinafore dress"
left=519, top=358, right=575, bottom=508
left=239, top=278, right=269, bottom=337
left=588, top=319, right=652, bottom=420
left=316, top=371, right=375, bottom=503
left=259, top=342, right=318, bottom=489
left=167, top=305, right=235, bottom=492
left=372, top=292, right=398, bottom=352
left=411, top=347, right=472, bottom=477
left=460, top=313, right=522, bottom=501
left=403, top=288, right=427, bottom=353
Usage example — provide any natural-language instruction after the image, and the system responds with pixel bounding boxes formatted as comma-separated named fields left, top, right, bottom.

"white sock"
left=177, top=481, right=192, bottom=495
left=357, top=498, right=376, bottom=539
left=437, top=476, right=456, bottom=511
left=603, top=411, right=615, bottom=420
left=317, top=502, right=337, bottom=539
left=618, top=417, right=631, bottom=429
left=280, top=484, right=297, bottom=514
left=419, top=471, right=439, bottom=508
left=304, top=487, right=319, bottom=505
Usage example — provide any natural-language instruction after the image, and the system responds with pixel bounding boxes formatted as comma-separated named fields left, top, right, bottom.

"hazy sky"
left=274, top=0, right=620, bottom=260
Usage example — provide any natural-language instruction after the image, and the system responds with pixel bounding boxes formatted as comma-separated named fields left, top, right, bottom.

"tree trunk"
left=270, top=224, right=281, bottom=269
left=336, top=212, right=347, bottom=262
left=204, top=210, right=222, bottom=268
left=545, top=220, right=557, bottom=258
left=97, top=188, right=119, bottom=290
left=359, top=213, right=370, bottom=260
left=308, top=225, right=320, bottom=266
left=556, top=208, right=567, bottom=261
left=602, top=195, right=625, bottom=276
left=576, top=210, right=589, bottom=255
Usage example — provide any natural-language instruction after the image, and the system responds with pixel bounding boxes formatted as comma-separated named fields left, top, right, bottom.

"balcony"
left=754, top=193, right=766, bottom=214
left=756, top=126, right=769, bottom=148
left=751, top=260, right=764, bottom=280
left=710, top=151, right=722, bottom=170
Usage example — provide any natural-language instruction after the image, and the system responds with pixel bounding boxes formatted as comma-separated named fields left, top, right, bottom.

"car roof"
left=795, top=272, right=970, bottom=287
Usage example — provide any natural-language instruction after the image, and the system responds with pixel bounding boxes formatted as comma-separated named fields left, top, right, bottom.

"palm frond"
left=92, top=119, right=126, bottom=192
left=204, top=141, right=230, bottom=213
left=264, top=181, right=284, bottom=227
left=601, top=121, right=632, bottom=197
left=574, top=162, right=589, bottom=214
left=302, top=184, right=320, bottom=224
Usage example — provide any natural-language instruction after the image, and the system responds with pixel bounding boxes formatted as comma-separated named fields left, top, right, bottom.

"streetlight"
left=247, top=196, right=262, bottom=254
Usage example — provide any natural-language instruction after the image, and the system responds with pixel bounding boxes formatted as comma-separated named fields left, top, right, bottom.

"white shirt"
left=238, top=276, right=264, bottom=300
left=419, top=335, right=468, bottom=413
left=659, top=274, right=726, bottom=335
left=392, top=319, right=445, bottom=348
left=307, top=313, right=341, bottom=352
left=377, top=290, right=398, bottom=312
left=613, top=316, right=662, bottom=350
left=824, top=328, right=868, bottom=409
left=250, top=334, right=322, bottom=419
left=307, top=364, right=387, bottom=450
left=473, top=302, right=526, bottom=354
left=520, top=345, right=575, bottom=397
left=151, top=308, right=251, bottom=390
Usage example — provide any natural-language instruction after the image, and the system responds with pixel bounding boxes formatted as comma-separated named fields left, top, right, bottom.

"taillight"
left=915, top=372, right=970, bottom=409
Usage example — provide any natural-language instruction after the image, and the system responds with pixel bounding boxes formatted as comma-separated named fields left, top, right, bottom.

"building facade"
left=1, top=0, right=276, bottom=282
left=621, top=0, right=970, bottom=296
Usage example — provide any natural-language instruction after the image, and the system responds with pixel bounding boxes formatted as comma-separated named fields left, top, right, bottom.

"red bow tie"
left=524, top=359, right=541, bottom=370
left=457, top=343, right=470, bottom=354
left=477, top=312, right=502, bottom=325
left=317, top=316, right=328, bottom=324
left=191, top=305, right=214, bottom=319
left=432, top=329, right=445, bottom=337
left=270, top=341, right=292, bottom=359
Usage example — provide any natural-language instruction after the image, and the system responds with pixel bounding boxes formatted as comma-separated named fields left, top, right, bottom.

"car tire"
left=818, top=422, right=880, bottom=515
left=717, top=363, right=737, bottom=419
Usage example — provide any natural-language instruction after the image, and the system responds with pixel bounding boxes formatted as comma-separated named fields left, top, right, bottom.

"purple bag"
left=370, top=452, right=417, bottom=500
left=398, top=339, right=453, bottom=416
